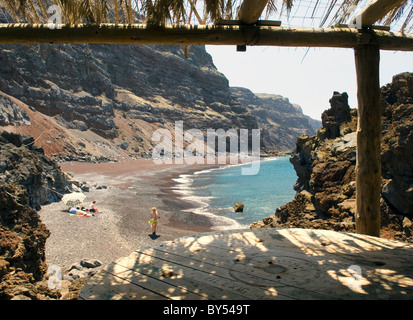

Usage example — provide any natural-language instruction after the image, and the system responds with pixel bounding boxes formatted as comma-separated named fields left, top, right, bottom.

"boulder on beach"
left=233, top=202, right=244, bottom=213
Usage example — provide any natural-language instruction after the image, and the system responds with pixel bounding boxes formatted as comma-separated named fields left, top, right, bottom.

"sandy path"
left=38, top=158, right=218, bottom=271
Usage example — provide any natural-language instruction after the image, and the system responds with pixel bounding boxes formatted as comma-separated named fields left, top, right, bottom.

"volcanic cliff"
left=231, top=87, right=320, bottom=153
left=0, top=130, right=83, bottom=299
left=252, top=72, right=413, bottom=243
left=0, top=43, right=319, bottom=160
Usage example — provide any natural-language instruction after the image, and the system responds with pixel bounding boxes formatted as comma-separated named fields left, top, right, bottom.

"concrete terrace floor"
left=79, top=228, right=413, bottom=300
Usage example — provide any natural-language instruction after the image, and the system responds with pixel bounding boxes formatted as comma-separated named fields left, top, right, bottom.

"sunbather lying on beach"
left=69, top=207, right=93, bottom=217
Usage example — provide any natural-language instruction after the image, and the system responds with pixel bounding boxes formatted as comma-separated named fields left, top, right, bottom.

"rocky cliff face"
left=252, top=73, right=413, bottom=243
left=381, top=73, right=413, bottom=217
left=230, top=87, right=320, bottom=154
left=0, top=131, right=77, bottom=299
left=0, top=131, right=71, bottom=210
left=0, top=44, right=251, bottom=160
left=0, top=43, right=317, bottom=160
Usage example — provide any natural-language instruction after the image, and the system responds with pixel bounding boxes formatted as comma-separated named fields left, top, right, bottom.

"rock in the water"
left=233, top=202, right=244, bottom=212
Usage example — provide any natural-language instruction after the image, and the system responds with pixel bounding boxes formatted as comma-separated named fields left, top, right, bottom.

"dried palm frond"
left=401, top=5, right=413, bottom=32
left=0, top=0, right=411, bottom=32
left=265, top=0, right=278, bottom=18
left=265, top=0, right=293, bottom=19
left=323, top=0, right=362, bottom=26
left=320, top=0, right=413, bottom=32
left=142, top=0, right=187, bottom=25
left=380, top=0, right=412, bottom=32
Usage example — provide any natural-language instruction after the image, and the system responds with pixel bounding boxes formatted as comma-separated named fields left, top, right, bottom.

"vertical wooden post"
left=354, top=35, right=381, bottom=237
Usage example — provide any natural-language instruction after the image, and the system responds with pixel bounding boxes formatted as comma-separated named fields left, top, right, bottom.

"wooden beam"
left=0, top=24, right=412, bottom=51
left=215, top=19, right=281, bottom=27
left=237, top=0, right=269, bottom=25
left=354, top=31, right=382, bottom=237
left=352, top=0, right=406, bottom=27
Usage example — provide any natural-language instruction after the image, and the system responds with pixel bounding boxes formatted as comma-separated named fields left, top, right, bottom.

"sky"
left=203, top=0, right=413, bottom=121
left=205, top=45, right=413, bottom=121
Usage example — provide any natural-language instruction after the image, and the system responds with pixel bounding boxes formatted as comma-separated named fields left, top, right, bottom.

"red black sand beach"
left=39, top=158, right=221, bottom=271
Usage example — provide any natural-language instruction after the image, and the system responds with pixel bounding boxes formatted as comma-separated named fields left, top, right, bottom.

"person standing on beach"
left=149, top=207, right=160, bottom=236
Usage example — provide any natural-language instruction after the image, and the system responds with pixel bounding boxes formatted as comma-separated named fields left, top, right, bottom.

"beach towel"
left=77, top=212, right=93, bottom=217
left=69, top=210, right=93, bottom=217
left=85, top=209, right=102, bottom=213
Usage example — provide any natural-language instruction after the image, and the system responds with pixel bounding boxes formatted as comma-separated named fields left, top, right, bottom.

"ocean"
left=172, top=156, right=298, bottom=229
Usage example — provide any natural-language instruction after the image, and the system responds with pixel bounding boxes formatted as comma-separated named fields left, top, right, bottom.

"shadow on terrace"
left=79, top=227, right=413, bottom=300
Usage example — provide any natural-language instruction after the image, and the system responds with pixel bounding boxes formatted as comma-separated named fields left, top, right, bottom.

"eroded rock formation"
left=0, top=132, right=77, bottom=299
left=252, top=73, right=413, bottom=243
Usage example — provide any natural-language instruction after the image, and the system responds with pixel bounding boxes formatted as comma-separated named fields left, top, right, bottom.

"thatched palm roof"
left=0, top=0, right=411, bottom=32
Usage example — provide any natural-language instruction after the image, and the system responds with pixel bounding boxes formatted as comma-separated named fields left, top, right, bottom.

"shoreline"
left=38, top=156, right=288, bottom=272
left=38, top=158, right=224, bottom=271
left=167, top=155, right=291, bottom=230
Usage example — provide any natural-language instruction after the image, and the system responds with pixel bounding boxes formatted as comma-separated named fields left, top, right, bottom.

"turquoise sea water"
left=172, top=157, right=297, bottom=229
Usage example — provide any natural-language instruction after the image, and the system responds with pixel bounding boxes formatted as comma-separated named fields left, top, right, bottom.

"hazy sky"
left=205, top=45, right=413, bottom=121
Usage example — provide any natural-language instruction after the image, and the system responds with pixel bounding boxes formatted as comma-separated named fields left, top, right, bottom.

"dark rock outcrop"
left=0, top=132, right=75, bottom=299
left=1, top=131, right=71, bottom=210
left=252, top=73, right=413, bottom=243
left=381, top=73, right=413, bottom=216
left=0, top=93, right=30, bottom=126
left=319, top=92, right=352, bottom=139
